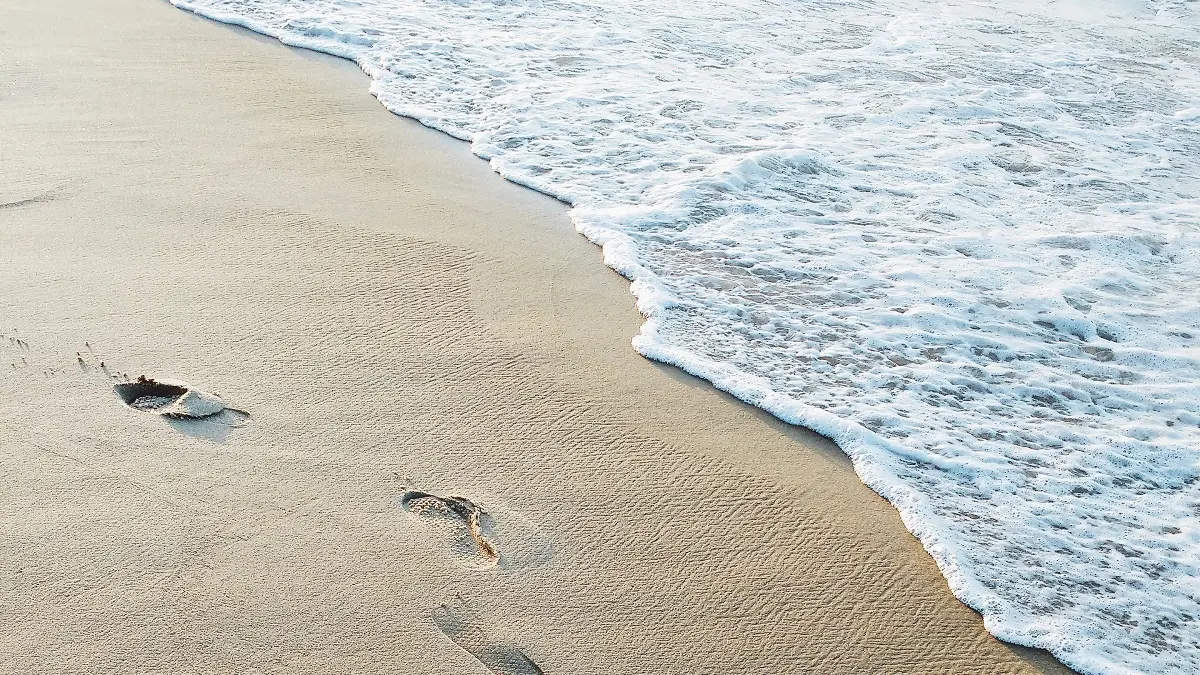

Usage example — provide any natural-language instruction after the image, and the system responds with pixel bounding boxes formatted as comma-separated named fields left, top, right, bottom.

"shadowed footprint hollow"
left=433, top=599, right=544, bottom=675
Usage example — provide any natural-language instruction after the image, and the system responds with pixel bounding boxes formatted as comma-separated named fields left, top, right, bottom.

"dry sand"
left=0, top=0, right=1074, bottom=673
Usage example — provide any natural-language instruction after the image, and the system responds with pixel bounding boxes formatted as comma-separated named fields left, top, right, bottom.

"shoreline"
left=1, top=0, right=1072, bottom=672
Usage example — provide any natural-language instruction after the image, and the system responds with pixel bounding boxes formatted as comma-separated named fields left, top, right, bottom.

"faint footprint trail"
left=433, top=599, right=544, bottom=675
left=3, top=330, right=99, bottom=378
left=401, top=490, right=500, bottom=568
left=3, top=333, right=252, bottom=437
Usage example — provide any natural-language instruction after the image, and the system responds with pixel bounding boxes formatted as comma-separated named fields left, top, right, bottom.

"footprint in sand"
left=433, top=598, right=544, bottom=675
left=2, top=335, right=250, bottom=437
left=401, top=491, right=501, bottom=568
left=399, top=489, right=553, bottom=571
left=114, top=375, right=249, bottom=424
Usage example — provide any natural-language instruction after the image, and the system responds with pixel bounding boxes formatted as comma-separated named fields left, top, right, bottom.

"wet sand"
left=0, top=0, right=1073, bottom=672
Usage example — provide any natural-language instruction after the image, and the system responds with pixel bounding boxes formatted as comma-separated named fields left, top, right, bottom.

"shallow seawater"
left=168, top=0, right=1200, bottom=672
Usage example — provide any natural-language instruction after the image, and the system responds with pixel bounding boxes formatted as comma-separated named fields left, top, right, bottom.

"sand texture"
left=0, top=1, right=1074, bottom=673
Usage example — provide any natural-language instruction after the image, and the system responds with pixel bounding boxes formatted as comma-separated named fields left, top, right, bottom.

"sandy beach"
left=0, top=1, right=1074, bottom=672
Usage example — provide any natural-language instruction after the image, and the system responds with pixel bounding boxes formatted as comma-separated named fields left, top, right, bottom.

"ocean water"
left=167, top=0, right=1200, bottom=672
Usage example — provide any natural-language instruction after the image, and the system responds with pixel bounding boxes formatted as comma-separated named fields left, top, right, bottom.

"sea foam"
left=168, top=0, right=1200, bottom=671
